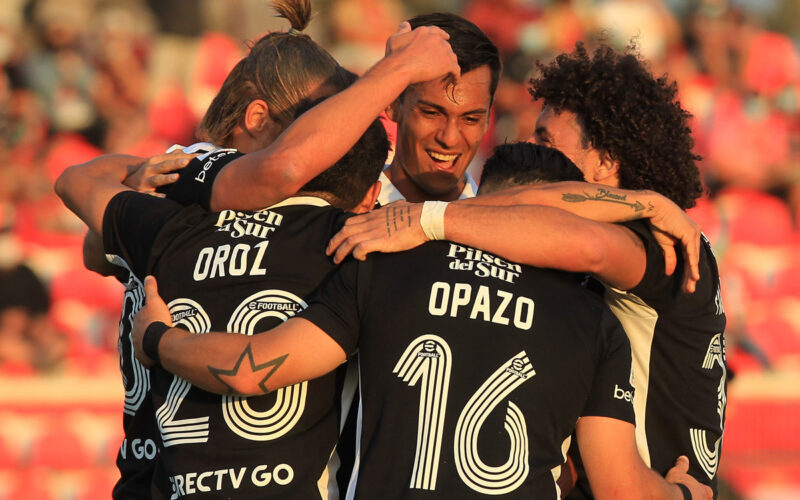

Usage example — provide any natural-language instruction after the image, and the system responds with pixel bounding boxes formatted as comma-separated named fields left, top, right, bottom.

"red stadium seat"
left=29, top=428, right=92, bottom=469
left=716, top=188, right=795, bottom=246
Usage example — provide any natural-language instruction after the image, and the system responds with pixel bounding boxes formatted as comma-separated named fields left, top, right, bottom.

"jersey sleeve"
left=102, top=191, right=184, bottom=278
left=580, top=307, right=636, bottom=423
left=622, top=220, right=681, bottom=308
left=156, top=149, right=243, bottom=210
left=297, top=258, right=370, bottom=356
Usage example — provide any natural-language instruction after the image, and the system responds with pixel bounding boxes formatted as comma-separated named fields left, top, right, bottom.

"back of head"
left=297, top=92, right=390, bottom=210
left=408, top=12, right=501, bottom=100
left=200, top=0, right=349, bottom=146
left=530, top=42, right=703, bottom=209
left=478, top=142, right=584, bottom=195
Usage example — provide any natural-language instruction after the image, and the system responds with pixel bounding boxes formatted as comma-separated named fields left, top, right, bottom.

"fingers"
left=681, top=229, right=701, bottom=294
left=327, top=213, right=377, bottom=256
left=148, top=173, right=181, bottom=188
left=332, top=236, right=358, bottom=264
left=333, top=234, right=375, bottom=264
left=673, top=455, right=690, bottom=473
left=150, top=153, right=195, bottom=171
left=396, top=21, right=411, bottom=34
left=662, top=243, right=677, bottom=277
left=144, top=275, right=159, bottom=301
left=682, top=262, right=698, bottom=294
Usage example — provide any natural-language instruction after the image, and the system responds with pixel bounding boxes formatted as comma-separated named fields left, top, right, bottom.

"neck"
left=385, top=161, right=466, bottom=203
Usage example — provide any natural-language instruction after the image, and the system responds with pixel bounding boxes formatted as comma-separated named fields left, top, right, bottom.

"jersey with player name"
left=605, top=220, right=727, bottom=492
left=299, top=241, right=636, bottom=499
left=103, top=189, right=352, bottom=500
left=110, top=142, right=222, bottom=499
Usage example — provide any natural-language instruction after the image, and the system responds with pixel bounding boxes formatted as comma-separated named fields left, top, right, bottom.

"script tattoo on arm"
left=561, top=188, right=655, bottom=219
left=384, top=205, right=413, bottom=236
left=208, top=343, right=288, bottom=395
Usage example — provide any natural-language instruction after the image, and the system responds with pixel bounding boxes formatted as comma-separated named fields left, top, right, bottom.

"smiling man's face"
left=388, top=65, right=492, bottom=201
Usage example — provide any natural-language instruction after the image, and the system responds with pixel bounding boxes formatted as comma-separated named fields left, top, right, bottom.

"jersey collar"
left=266, top=196, right=331, bottom=209
left=377, top=164, right=478, bottom=205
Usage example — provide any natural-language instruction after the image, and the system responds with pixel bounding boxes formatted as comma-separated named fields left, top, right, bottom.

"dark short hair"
left=200, top=0, right=349, bottom=146
left=478, top=142, right=584, bottom=194
left=296, top=92, right=389, bottom=210
left=408, top=12, right=501, bottom=100
left=530, top=42, right=703, bottom=209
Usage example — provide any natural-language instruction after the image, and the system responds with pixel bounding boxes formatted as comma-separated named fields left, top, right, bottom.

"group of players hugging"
left=55, top=0, right=725, bottom=498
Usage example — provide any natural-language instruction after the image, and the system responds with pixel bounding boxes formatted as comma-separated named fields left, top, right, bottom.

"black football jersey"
left=108, top=143, right=225, bottom=499
left=604, top=220, right=727, bottom=493
left=108, top=265, right=159, bottom=499
left=103, top=190, right=353, bottom=499
left=300, top=241, right=636, bottom=499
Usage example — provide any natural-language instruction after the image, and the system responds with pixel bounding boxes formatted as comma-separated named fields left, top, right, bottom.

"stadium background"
left=0, top=0, right=798, bottom=498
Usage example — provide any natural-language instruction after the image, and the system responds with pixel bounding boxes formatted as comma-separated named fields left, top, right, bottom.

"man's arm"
left=463, top=182, right=702, bottom=290
left=208, top=22, right=460, bottom=211
left=55, top=153, right=194, bottom=236
left=83, top=229, right=120, bottom=277
left=328, top=201, right=646, bottom=290
left=55, top=154, right=145, bottom=235
left=132, top=276, right=346, bottom=395
left=328, top=180, right=702, bottom=292
left=577, top=417, right=711, bottom=500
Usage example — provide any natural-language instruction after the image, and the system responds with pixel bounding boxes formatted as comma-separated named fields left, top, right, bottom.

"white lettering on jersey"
left=193, top=149, right=238, bottom=183
left=394, top=335, right=453, bottom=490
left=193, top=241, right=269, bottom=281
left=169, top=464, right=294, bottom=499
left=222, top=290, right=309, bottom=442
left=157, top=299, right=212, bottom=447
left=428, top=282, right=534, bottom=330
left=119, top=275, right=149, bottom=416
left=454, top=351, right=533, bottom=494
left=130, top=438, right=158, bottom=459
left=214, top=209, right=283, bottom=239
left=446, top=244, right=521, bottom=283
left=613, top=384, right=634, bottom=402
left=396, top=335, right=534, bottom=495
left=691, top=333, right=726, bottom=479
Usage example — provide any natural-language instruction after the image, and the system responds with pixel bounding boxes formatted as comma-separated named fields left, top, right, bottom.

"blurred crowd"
left=0, top=0, right=799, bottom=377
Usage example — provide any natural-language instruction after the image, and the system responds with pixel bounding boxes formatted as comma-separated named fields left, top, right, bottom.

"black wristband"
left=143, top=321, right=170, bottom=365
left=676, top=482, right=692, bottom=500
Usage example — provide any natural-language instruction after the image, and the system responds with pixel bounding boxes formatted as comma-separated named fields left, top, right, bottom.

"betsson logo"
left=613, top=384, right=633, bottom=403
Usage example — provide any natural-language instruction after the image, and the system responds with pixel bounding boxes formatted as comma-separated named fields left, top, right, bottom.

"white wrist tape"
left=419, top=201, right=449, bottom=241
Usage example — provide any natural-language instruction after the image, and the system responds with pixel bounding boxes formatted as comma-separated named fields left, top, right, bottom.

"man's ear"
left=351, top=181, right=382, bottom=214
left=592, top=152, right=621, bottom=186
left=386, top=89, right=408, bottom=123
left=243, top=99, right=270, bottom=137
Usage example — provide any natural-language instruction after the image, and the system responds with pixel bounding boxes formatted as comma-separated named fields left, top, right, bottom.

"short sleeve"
left=297, top=258, right=369, bottom=356
left=622, top=220, right=681, bottom=308
left=157, top=149, right=243, bottom=209
left=102, top=191, right=184, bottom=278
left=580, top=307, right=636, bottom=424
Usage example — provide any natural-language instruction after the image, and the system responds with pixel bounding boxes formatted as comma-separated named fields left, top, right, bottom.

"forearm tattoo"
left=561, top=188, right=655, bottom=216
left=208, top=343, right=288, bottom=395
left=385, top=205, right=413, bottom=236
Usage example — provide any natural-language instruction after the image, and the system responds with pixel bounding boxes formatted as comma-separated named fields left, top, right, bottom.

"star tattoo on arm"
left=208, top=343, right=288, bottom=395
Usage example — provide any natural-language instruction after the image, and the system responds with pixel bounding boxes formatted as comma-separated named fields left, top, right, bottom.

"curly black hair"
left=529, top=42, right=703, bottom=209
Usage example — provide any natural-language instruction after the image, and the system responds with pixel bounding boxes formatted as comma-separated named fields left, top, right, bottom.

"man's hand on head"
left=384, top=22, right=460, bottom=85
left=327, top=201, right=429, bottom=264
left=132, top=275, right=173, bottom=367
left=124, top=152, right=197, bottom=196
